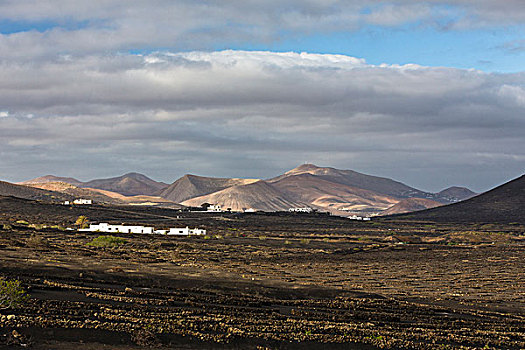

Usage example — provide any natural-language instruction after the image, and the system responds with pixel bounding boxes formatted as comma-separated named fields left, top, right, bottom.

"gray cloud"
left=0, top=50, right=523, bottom=192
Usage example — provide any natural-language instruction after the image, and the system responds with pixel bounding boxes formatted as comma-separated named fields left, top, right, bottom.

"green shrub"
left=2, top=224, right=12, bottom=230
left=75, top=216, right=89, bottom=229
left=15, top=220, right=29, bottom=225
left=0, top=278, right=28, bottom=310
left=86, top=235, right=127, bottom=248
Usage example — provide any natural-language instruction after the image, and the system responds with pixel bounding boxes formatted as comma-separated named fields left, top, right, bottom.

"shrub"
left=75, top=216, right=89, bottom=229
left=86, top=235, right=127, bottom=248
left=0, top=278, right=28, bottom=310
left=15, top=220, right=29, bottom=225
left=2, top=224, right=12, bottom=230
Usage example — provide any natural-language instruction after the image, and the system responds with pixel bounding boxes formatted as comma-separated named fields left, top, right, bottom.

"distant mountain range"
left=21, top=172, right=168, bottom=197
left=13, top=164, right=477, bottom=216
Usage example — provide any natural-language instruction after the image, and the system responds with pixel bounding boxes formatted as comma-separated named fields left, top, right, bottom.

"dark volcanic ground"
left=0, top=200, right=524, bottom=349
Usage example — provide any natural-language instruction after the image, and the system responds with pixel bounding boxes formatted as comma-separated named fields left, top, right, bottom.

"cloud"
left=0, top=50, right=523, bottom=191
left=0, top=1, right=524, bottom=60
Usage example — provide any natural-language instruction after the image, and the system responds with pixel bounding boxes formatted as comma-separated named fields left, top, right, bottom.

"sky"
left=0, top=1, right=524, bottom=192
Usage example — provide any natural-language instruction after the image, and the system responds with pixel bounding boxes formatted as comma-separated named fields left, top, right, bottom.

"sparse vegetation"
left=15, top=220, right=29, bottom=225
left=0, top=278, right=28, bottom=310
left=28, top=223, right=45, bottom=230
left=27, top=234, right=48, bottom=248
left=86, top=235, right=127, bottom=247
left=75, top=215, right=89, bottom=229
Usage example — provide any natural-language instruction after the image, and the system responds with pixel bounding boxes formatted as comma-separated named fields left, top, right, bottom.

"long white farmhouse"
left=79, top=223, right=154, bottom=234
left=79, top=223, right=206, bottom=236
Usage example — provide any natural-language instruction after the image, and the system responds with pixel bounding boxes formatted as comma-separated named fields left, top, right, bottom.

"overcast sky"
left=1, top=1, right=524, bottom=192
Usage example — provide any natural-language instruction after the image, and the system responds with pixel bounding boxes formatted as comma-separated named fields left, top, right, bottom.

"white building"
left=348, top=215, right=371, bottom=221
left=73, top=199, right=92, bottom=205
left=207, top=204, right=222, bottom=212
left=80, top=223, right=153, bottom=234
left=167, top=227, right=206, bottom=236
left=79, top=223, right=206, bottom=236
left=289, top=207, right=313, bottom=213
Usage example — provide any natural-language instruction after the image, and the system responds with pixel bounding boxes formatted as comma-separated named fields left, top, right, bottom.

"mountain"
left=10, top=165, right=475, bottom=215
left=181, top=180, right=302, bottom=212
left=82, top=172, right=168, bottom=196
left=436, top=186, right=477, bottom=203
left=159, top=174, right=259, bottom=203
left=23, top=181, right=182, bottom=208
left=23, top=182, right=126, bottom=205
left=271, top=173, right=398, bottom=213
left=19, top=175, right=83, bottom=186
left=86, top=188, right=183, bottom=208
left=269, top=164, right=433, bottom=199
left=169, top=164, right=475, bottom=215
left=0, top=180, right=72, bottom=202
left=379, top=198, right=443, bottom=216
left=390, top=174, right=525, bottom=223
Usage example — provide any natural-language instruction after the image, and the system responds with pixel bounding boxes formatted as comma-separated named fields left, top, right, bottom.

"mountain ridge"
left=10, top=164, right=477, bottom=215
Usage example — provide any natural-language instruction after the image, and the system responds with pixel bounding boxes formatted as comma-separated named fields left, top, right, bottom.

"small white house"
left=207, top=204, right=222, bottom=212
left=244, top=208, right=256, bottom=213
left=289, top=207, right=313, bottom=213
left=167, top=227, right=206, bottom=236
left=73, top=199, right=93, bottom=205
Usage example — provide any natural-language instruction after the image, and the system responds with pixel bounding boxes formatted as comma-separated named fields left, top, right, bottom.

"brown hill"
left=380, top=198, right=443, bottom=216
left=24, top=182, right=126, bottom=205
left=24, top=182, right=182, bottom=208
left=271, top=173, right=398, bottom=214
left=388, top=174, right=525, bottom=223
left=270, top=164, right=432, bottom=199
left=159, top=174, right=259, bottom=203
left=181, top=180, right=302, bottom=212
left=0, top=181, right=71, bottom=202
left=19, top=175, right=83, bottom=186
left=87, top=188, right=182, bottom=208
left=82, top=172, right=168, bottom=196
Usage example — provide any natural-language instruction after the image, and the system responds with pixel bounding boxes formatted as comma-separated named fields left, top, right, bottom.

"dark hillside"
left=0, top=181, right=71, bottom=202
left=388, top=174, right=525, bottom=223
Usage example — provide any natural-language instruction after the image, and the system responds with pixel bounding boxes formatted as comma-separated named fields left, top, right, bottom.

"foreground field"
left=0, top=209, right=524, bottom=349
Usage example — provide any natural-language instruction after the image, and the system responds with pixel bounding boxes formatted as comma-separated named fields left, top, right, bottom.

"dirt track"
left=0, top=211, right=524, bottom=349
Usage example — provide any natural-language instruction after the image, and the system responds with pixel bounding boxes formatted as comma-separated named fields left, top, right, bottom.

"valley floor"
left=0, top=212, right=524, bottom=349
